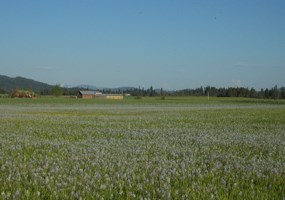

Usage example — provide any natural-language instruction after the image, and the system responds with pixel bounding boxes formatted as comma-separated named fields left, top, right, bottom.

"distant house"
left=77, top=90, right=123, bottom=99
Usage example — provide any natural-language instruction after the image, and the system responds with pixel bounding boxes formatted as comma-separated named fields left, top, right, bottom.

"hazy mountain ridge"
left=0, top=75, right=135, bottom=94
left=74, top=84, right=135, bottom=92
left=0, top=75, right=53, bottom=93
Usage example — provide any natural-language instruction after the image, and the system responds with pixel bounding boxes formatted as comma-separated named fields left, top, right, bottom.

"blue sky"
left=1, top=0, right=284, bottom=90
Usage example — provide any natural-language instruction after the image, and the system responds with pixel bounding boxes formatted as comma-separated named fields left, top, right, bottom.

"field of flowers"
left=0, top=98, right=284, bottom=199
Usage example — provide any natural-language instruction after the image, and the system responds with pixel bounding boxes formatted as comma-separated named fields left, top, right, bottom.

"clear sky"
left=1, top=0, right=284, bottom=90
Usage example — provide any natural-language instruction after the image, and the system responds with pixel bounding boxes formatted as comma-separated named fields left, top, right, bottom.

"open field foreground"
left=0, top=97, right=285, bottom=199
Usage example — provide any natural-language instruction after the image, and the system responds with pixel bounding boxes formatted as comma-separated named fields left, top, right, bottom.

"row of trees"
left=175, top=85, right=285, bottom=99
left=123, top=85, right=285, bottom=99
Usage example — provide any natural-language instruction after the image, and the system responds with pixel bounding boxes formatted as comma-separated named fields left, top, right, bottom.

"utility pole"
left=207, top=91, right=209, bottom=101
left=207, top=86, right=211, bottom=101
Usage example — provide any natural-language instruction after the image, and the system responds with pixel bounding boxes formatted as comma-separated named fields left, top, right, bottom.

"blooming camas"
left=0, top=102, right=284, bottom=199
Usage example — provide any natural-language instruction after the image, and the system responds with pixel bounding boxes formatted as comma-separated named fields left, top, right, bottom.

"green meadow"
left=0, top=97, right=284, bottom=199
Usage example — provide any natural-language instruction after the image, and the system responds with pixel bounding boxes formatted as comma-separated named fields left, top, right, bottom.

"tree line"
left=122, top=85, right=285, bottom=99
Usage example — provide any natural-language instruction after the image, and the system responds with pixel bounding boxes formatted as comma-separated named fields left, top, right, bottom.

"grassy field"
left=1, top=96, right=285, bottom=106
left=0, top=97, right=284, bottom=199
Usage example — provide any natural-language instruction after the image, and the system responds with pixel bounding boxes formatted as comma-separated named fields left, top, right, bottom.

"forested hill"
left=0, top=75, right=53, bottom=93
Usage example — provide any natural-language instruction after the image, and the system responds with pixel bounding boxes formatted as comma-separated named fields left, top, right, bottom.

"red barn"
left=77, top=91, right=101, bottom=99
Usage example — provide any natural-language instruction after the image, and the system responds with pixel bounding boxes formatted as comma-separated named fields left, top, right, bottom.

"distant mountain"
left=103, top=87, right=136, bottom=92
left=74, top=84, right=135, bottom=92
left=0, top=75, right=53, bottom=93
left=75, top=84, right=99, bottom=90
left=0, top=75, right=136, bottom=94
